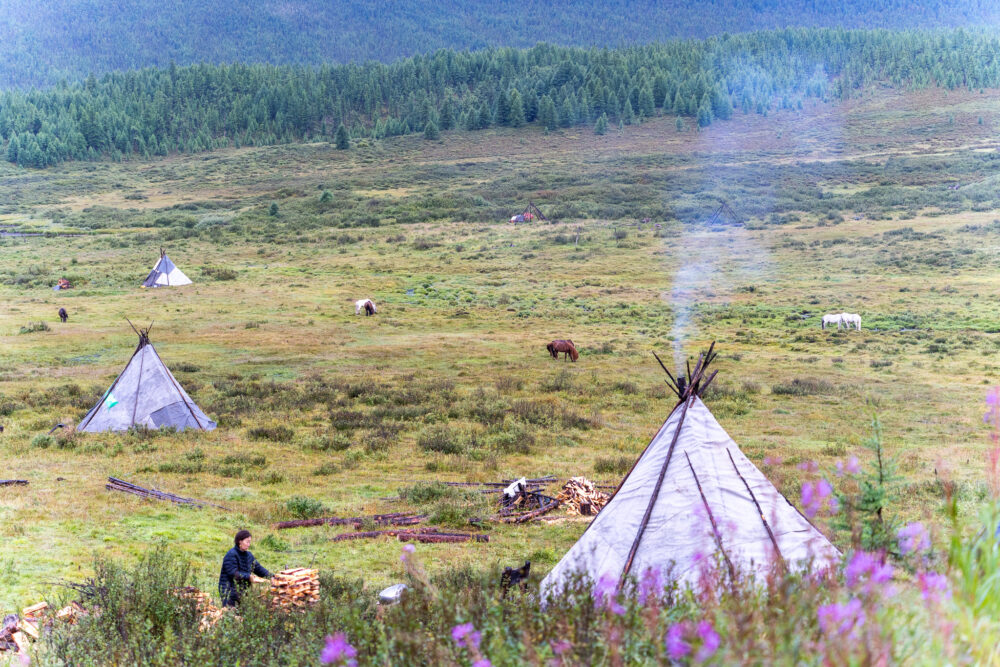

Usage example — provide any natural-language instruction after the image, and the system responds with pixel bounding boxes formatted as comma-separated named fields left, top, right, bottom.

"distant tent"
left=540, top=344, right=839, bottom=596
left=509, top=201, right=549, bottom=224
left=78, top=326, right=216, bottom=433
left=142, top=248, right=192, bottom=288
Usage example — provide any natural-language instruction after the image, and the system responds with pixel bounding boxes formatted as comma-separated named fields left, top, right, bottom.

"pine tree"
left=423, top=120, right=440, bottom=140
left=594, top=113, right=608, bottom=135
left=334, top=123, right=350, bottom=150
left=639, top=86, right=656, bottom=118
left=622, top=99, right=634, bottom=125
left=508, top=90, right=526, bottom=128
left=538, top=95, right=557, bottom=131
left=675, top=116, right=684, bottom=132
left=269, top=202, right=279, bottom=216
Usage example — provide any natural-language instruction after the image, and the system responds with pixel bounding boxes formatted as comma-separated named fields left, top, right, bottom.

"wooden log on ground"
left=273, top=512, right=424, bottom=530
left=0, top=480, right=28, bottom=487
left=105, top=477, right=228, bottom=510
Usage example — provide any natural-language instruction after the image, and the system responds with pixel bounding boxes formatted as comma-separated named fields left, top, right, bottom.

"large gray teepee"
left=540, top=344, right=840, bottom=596
left=78, top=327, right=215, bottom=433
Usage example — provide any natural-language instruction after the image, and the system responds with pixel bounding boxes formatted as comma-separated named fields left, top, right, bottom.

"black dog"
left=58, top=307, right=68, bottom=323
left=501, top=561, right=531, bottom=595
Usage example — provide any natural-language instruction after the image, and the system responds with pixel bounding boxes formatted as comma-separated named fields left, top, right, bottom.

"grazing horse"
left=821, top=313, right=843, bottom=330
left=355, top=299, right=377, bottom=316
left=58, top=307, right=68, bottom=323
left=547, top=339, right=579, bottom=361
left=840, top=313, right=861, bottom=331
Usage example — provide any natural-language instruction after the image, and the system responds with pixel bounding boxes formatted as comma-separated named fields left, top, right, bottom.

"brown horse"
left=546, top=340, right=579, bottom=362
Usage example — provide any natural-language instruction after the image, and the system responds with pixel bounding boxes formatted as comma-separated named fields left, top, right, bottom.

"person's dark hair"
left=234, top=530, right=252, bottom=546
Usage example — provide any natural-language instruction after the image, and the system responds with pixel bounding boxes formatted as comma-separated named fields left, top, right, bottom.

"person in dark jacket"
left=218, top=530, right=272, bottom=607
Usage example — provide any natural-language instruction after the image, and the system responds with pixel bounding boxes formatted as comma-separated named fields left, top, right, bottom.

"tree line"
left=4, top=0, right=1000, bottom=88
left=5, top=28, right=1000, bottom=168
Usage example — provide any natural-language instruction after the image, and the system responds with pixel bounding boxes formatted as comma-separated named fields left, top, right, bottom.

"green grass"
left=1, top=87, right=1000, bottom=616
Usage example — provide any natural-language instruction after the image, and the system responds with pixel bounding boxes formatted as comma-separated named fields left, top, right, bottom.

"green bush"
left=286, top=496, right=326, bottom=519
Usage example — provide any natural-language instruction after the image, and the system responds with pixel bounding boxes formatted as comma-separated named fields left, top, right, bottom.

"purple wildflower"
left=798, top=460, right=819, bottom=473
left=451, top=622, right=481, bottom=650
left=472, top=661, right=492, bottom=667
left=763, top=456, right=782, bottom=467
left=638, top=567, right=664, bottom=605
left=845, top=551, right=893, bottom=591
left=897, top=522, right=931, bottom=555
left=817, top=598, right=865, bottom=638
left=551, top=640, right=572, bottom=655
left=918, top=572, right=951, bottom=603
left=400, top=543, right=416, bottom=561
left=665, top=624, right=691, bottom=660
left=801, top=479, right=837, bottom=517
left=593, top=573, right=626, bottom=615
left=321, top=633, right=358, bottom=667
left=694, top=620, right=720, bottom=661
left=846, top=456, right=860, bottom=474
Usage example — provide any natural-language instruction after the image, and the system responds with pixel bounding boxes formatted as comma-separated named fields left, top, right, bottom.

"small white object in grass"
left=503, top=477, right=527, bottom=498
left=379, top=583, right=408, bottom=605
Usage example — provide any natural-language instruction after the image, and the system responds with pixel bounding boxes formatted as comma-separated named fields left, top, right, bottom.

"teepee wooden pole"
left=618, top=392, right=695, bottom=591
left=685, top=452, right=736, bottom=581
left=726, top=448, right=785, bottom=568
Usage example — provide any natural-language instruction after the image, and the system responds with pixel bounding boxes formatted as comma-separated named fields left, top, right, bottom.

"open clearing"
left=2, top=88, right=1000, bottom=607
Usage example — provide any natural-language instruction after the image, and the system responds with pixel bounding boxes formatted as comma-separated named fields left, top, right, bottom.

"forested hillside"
left=6, top=29, right=1000, bottom=168
left=3, top=0, right=1000, bottom=88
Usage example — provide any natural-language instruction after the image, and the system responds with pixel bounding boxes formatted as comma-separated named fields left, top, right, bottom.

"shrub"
left=771, top=378, right=835, bottom=396
left=286, top=496, right=326, bottom=519
left=201, top=266, right=238, bottom=280
left=417, top=425, right=466, bottom=455
left=247, top=424, right=294, bottom=442
left=594, top=454, right=632, bottom=475
left=30, top=433, right=53, bottom=448
left=19, top=321, right=51, bottom=334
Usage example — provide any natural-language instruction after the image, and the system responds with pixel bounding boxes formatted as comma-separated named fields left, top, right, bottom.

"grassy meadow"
left=2, top=85, right=1000, bottom=621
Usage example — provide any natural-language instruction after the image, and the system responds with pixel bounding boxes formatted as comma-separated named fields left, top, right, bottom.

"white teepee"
left=142, top=249, right=192, bottom=287
left=541, top=348, right=840, bottom=596
left=78, top=328, right=215, bottom=433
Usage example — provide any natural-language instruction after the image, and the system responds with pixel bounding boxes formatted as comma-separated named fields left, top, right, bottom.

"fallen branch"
left=331, top=528, right=488, bottom=543
left=105, top=477, right=229, bottom=510
left=273, top=512, right=424, bottom=530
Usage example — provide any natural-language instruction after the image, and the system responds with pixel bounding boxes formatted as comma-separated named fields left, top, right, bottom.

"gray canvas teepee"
left=142, top=248, right=192, bottom=287
left=540, top=344, right=840, bottom=596
left=78, top=327, right=215, bottom=433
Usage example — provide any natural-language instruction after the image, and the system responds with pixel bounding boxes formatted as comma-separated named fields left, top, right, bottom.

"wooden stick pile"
left=105, top=477, right=229, bottom=510
left=557, top=477, right=610, bottom=516
left=270, top=568, right=319, bottom=610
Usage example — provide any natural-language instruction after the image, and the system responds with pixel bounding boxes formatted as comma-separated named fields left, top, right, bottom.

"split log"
left=18, top=620, right=38, bottom=641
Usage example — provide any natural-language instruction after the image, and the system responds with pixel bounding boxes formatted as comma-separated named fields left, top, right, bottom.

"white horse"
left=840, top=313, right=861, bottom=331
left=355, top=298, right=377, bottom=316
left=821, top=313, right=843, bottom=330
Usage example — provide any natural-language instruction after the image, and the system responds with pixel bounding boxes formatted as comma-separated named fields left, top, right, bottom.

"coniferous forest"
left=5, top=28, right=1000, bottom=168
left=3, top=0, right=1000, bottom=88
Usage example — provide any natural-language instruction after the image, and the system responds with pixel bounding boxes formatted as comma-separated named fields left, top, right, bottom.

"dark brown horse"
left=546, top=339, right=579, bottom=361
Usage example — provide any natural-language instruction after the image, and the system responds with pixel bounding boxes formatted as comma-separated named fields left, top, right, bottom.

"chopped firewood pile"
left=270, top=569, right=319, bottom=610
left=0, top=601, right=86, bottom=654
left=106, top=477, right=229, bottom=510
left=557, top=477, right=610, bottom=516
left=274, top=512, right=425, bottom=530
left=173, top=587, right=228, bottom=631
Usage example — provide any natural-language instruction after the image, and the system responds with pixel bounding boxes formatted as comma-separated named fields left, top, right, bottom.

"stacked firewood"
left=0, top=601, right=87, bottom=654
left=270, top=569, right=320, bottom=610
left=557, top=477, right=610, bottom=516
left=173, top=587, right=227, bottom=632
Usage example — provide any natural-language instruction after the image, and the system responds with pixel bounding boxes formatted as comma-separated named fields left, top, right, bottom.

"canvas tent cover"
left=78, top=332, right=215, bottom=433
left=540, top=393, right=840, bottom=596
left=142, top=251, right=192, bottom=287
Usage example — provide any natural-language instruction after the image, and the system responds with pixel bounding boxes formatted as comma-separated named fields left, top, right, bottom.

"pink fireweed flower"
left=763, top=456, right=782, bottom=467
left=845, top=551, right=893, bottom=591
left=665, top=624, right=691, bottom=660
left=451, top=622, right=481, bottom=650
left=835, top=456, right=860, bottom=477
left=321, top=633, right=358, bottom=667
left=798, top=460, right=819, bottom=473
left=593, top=573, right=626, bottom=615
left=638, top=566, right=664, bottom=605
left=817, top=598, right=866, bottom=638
left=695, top=620, right=720, bottom=662
left=400, top=543, right=415, bottom=561
left=897, top=522, right=931, bottom=555
left=918, top=572, right=951, bottom=603
left=472, top=661, right=492, bottom=667
left=801, top=479, right=838, bottom=517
